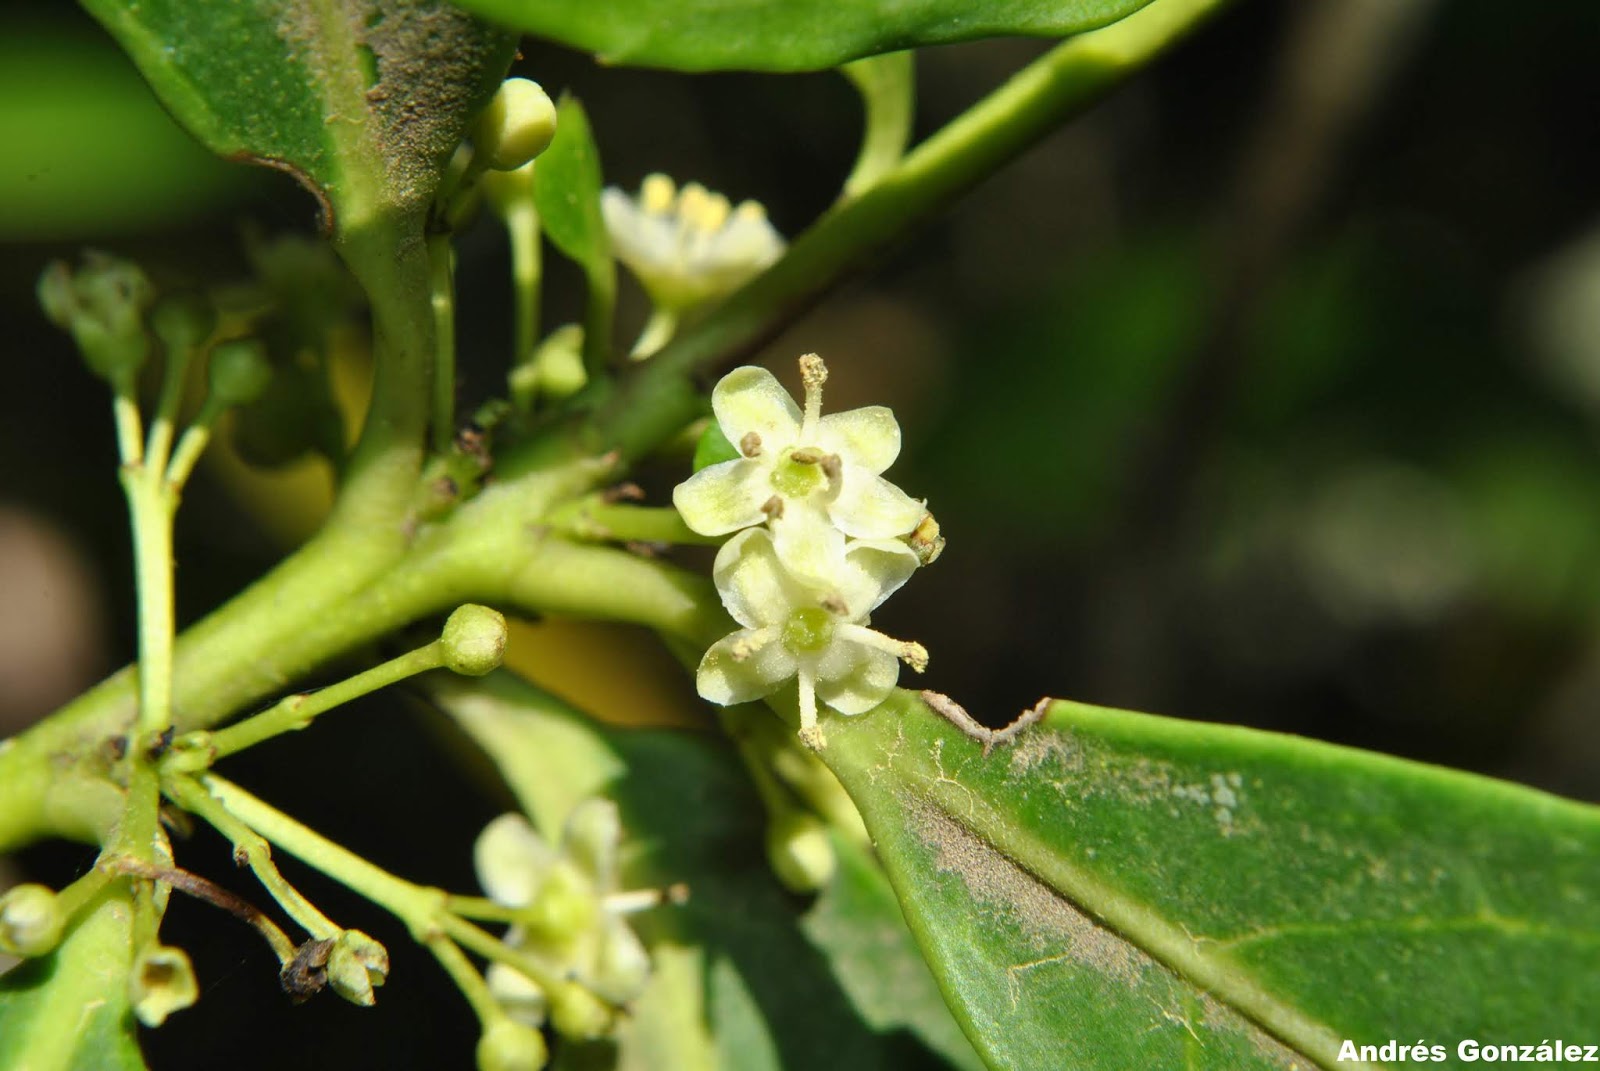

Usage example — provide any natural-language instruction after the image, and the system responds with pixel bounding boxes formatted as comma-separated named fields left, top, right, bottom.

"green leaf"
left=80, top=0, right=515, bottom=231
left=430, top=672, right=978, bottom=1070
left=821, top=691, right=1600, bottom=1070
left=452, top=0, right=1156, bottom=72
left=534, top=97, right=615, bottom=369
left=0, top=888, right=147, bottom=1071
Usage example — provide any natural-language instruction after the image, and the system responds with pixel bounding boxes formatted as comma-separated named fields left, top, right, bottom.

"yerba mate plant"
left=1, top=1, right=1597, bottom=1070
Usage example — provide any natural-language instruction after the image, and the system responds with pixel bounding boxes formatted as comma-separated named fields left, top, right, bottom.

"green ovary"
left=782, top=607, right=835, bottom=654
left=770, top=451, right=826, bottom=498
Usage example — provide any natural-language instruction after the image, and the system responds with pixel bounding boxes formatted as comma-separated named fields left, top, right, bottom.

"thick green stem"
left=429, top=231, right=458, bottom=454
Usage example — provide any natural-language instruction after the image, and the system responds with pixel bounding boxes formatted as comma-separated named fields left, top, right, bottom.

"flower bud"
left=207, top=339, right=273, bottom=408
left=327, top=929, right=389, bottom=1006
left=509, top=325, right=586, bottom=409
left=0, top=883, right=64, bottom=958
left=38, top=254, right=155, bottom=384
left=130, top=943, right=199, bottom=1027
left=547, top=981, right=613, bottom=1041
left=486, top=962, right=548, bottom=1026
left=476, top=1015, right=550, bottom=1071
left=150, top=291, right=217, bottom=353
left=473, top=79, right=558, bottom=172
left=441, top=604, right=508, bottom=676
left=765, top=810, right=836, bottom=894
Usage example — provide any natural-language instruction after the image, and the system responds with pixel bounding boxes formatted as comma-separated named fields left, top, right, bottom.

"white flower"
left=673, top=354, right=928, bottom=585
left=601, top=174, right=784, bottom=311
left=473, top=801, right=658, bottom=1017
left=697, top=527, right=928, bottom=748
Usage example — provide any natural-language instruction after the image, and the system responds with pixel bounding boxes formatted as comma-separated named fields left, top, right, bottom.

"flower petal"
left=562, top=799, right=621, bottom=890
left=672, top=458, right=769, bottom=536
left=594, top=918, right=651, bottom=1001
left=712, top=366, right=801, bottom=446
left=770, top=504, right=848, bottom=589
left=486, top=962, right=548, bottom=1027
left=697, top=630, right=797, bottom=706
left=474, top=814, right=556, bottom=907
left=835, top=539, right=921, bottom=618
left=712, top=528, right=805, bottom=627
left=827, top=466, right=926, bottom=540
left=816, top=406, right=901, bottom=474
left=814, top=644, right=900, bottom=715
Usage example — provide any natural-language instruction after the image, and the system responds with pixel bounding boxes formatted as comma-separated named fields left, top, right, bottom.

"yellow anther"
left=641, top=173, right=676, bottom=214
left=734, top=200, right=767, bottom=223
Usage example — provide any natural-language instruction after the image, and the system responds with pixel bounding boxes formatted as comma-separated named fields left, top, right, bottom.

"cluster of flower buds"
left=472, top=800, right=674, bottom=1047
left=675, top=354, right=937, bottom=748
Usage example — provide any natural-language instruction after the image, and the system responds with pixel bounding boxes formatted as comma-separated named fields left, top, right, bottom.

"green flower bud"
left=37, top=253, right=155, bottom=384
left=327, top=929, right=389, bottom=1006
left=765, top=810, right=836, bottom=894
left=150, top=291, right=217, bottom=353
left=547, top=981, right=613, bottom=1041
left=207, top=339, right=273, bottom=408
left=0, top=884, right=64, bottom=958
left=130, top=943, right=199, bottom=1027
left=442, top=604, right=508, bottom=676
left=509, top=325, right=586, bottom=410
left=476, top=1016, right=550, bottom=1071
left=473, top=79, right=558, bottom=172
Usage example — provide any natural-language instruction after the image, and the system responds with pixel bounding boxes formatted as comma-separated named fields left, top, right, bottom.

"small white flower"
left=697, top=527, right=928, bottom=748
left=601, top=174, right=784, bottom=311
left=473, top=801, right=657, bottom=1016
left=673, top=354, right=928, bottom=584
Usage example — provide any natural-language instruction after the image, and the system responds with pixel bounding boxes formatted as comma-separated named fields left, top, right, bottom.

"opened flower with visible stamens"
left=473, top=800, right=662, bottom=1023
left=697, top=527, right=928, bottom=748
left=601, top=174, right=784, bottom=312
left=674, top=354, right=929, bottom=584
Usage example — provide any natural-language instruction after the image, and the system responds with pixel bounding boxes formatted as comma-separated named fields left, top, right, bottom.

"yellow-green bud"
left=0, top=884, right=64, bottom=958
left=150, top=291, right=217, bottom=353
left=37, top=254, right=155, bottom=384
left=130, top=943, right=199, bottom=1027
left=207, top=339, right=273, bottom=408
left=509, top=325, right=586, bottom=410
left=765, top=810, right=836, bottom=894
left=476, top=1016, right=550, bottom=1071
left=327, top=929, right=389, bottom=1006
left=547, top=981, right=613, bottom=1041
left=473, top=79, right=558, bottom=171
left=442, top=604, right=508, bottom=676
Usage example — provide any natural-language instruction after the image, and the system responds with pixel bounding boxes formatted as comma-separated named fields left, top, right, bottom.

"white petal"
left=770, top=505, right=848, bottom=588
left=827, top=466, right=926, bottom=540
left=672, top=458, right=769, bottom=536
left=712, top=528, right=805, bottom=627
left=816, top=406, right=901, bottom=474
left=563, top=798, right=621, bottom=890
left=712, top=366, right=801, bottom=447
left=486, top=962, right=548, bottom=1026
left=594, top=918, right=651, bottom=1001
left=835, top=539, right=921, bottom=618
left=474, top=814, right=555, bottom=907
left=697, top=630, right=798, bottom=706
left=814, top=644, right=900, bottom=715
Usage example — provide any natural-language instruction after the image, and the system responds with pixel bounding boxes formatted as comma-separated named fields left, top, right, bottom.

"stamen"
left=820, top=593, right=849, bottom=616
left=837, top=624, right=929, bottom=672
left=603, top=883, right=688, bottom=915
left=730, top=627, right=776, bottom=662
left=739, top=431, right=763, bottom=458
left=641, top=173, right=675, bottom=214
left=820, top=453, right=843, bottom=486
left=788, top=448, right=822, bottom=465
left=760, top=495, right=784, bottom=520
left=798, top=354, right=827, bottom=440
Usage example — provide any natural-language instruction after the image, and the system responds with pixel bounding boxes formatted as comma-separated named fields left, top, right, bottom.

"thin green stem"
left=146, top=338, right=195, bottom=475
left=196, top=640, right=447, bottom=763
left=840, top=51, right=916, bottom=201
left=439, top=914, right=568, bottom=995
left=629, top=307, right=678, bottom=360
left=164, top=396, right=226, bottom=492
left=163, top=774, right=339, bottom=939
left=508, top=200, right=542, bottom=366
left=429, top=231, right=458, bottom=455
left=425, top=932, right=502, bottom=1024
left=112, top=388, right=144, bottom=468
left=581, top=259, right=617, bottom=384
left=444, top=895, right=523, bottom=924
left=546, top=498, right=722, bottom=547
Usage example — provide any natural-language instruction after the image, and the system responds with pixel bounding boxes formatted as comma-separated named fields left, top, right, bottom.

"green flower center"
left=770, top=448, right=826, bottom=498
left=782, top=607, right=836, bottom=654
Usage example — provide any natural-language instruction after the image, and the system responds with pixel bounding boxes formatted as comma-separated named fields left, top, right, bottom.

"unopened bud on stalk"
left=0, top=884, right=63, bottom=958
left=327, top=929, right=389, bottom=1006
left=130, top=943, right=199, bottom=1027
left=765, top=810, right=836, bottom=893
left=473, top=79, right=558, bottom=172
left=547, top=980, right=613, bottom=1041
left=442, top=604, right=508, bottom=676
left=207, top=339, right=273, bottom=408
left=476, top=1015, right=550, bottom=1071
left=150, top=291, right=216, bottom=353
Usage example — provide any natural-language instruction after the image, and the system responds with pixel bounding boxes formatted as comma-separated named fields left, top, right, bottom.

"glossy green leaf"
left=79, top=0, right=515, bottom=230
left=429, top=672, right=978, bottom=1070
left=534, top=97, right=615, bottom=367
left=821, top=691, right=1600, bottom=1070
left=452, top=0, right=1155, bottom=72
left=0, top=888, right=147, bottom=1071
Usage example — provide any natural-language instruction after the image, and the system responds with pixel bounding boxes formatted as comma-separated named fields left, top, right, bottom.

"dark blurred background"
left=3, top=0, right=1600, bottom=1065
